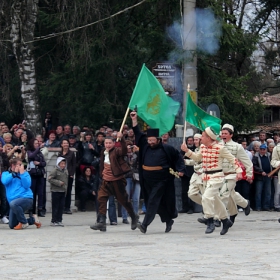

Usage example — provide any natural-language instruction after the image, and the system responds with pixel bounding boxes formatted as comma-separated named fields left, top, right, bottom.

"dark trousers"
left=180, top=175, right=194, bottom=211
left=42, top=177, right=47, bottom=211
left=0, top=182, right=7, bottom=217
left=30, top=175, right=45, bottom=213
left=97, top=178, right=135, bottom=219
left=142, top=176, right=176, bottom=226
left=108, top=195, right=117, bottom=222
left=235, top=180, right=251, bottom=202
left=64, top=176, right=74, bottom=210
left=79, top=189, right=97, bottom=211
left=52, top=192, right=65, bottom=223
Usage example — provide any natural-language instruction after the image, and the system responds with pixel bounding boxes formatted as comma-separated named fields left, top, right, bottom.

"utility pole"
left=181, top=0, right=197, bottom=123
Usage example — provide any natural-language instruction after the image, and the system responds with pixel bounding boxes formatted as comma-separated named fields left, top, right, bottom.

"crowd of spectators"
left=0, top=117, right=140, bottom=226
left=1, top=114, right=280, bottom=228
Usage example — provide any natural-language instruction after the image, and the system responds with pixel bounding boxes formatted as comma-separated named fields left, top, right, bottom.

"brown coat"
left=99, top=137, right=131, bottom=178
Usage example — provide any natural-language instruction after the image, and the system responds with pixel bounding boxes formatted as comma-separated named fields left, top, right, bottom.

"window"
left=263, top=110, right=272, bottom=123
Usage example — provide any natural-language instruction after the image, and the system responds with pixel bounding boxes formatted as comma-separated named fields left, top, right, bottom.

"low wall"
left=44, top=148, right=77, bottom=213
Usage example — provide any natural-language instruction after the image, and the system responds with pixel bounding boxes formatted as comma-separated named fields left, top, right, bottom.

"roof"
left=256, top=92, right=280, bottom=106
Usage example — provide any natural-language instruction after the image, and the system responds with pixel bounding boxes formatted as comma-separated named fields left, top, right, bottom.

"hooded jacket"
left=48, top=157, right=68, bottom=193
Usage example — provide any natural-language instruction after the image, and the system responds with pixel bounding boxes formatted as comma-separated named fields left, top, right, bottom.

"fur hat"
left=194, top=133, right=202, bottom=139
left=205, top=127, right=218, bottom=140
left=222, top=124, right=234, bottom=133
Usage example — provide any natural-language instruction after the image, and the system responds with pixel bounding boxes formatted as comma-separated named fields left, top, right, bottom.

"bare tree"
left=10, top=0, right=41, bottom=134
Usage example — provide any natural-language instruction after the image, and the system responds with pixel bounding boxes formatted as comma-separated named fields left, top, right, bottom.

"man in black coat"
left=130, top=111, right=185, bottom=234
left=179, top=136, right=196, bottom=214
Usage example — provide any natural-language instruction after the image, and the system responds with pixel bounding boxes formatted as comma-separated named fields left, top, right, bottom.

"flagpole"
left=183, top=84, right=190, bottom=144
left=117, top=107, right=130, bottom=142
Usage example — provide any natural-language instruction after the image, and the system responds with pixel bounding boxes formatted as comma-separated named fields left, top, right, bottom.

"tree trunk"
left=10, top=0, right=41, bottom=135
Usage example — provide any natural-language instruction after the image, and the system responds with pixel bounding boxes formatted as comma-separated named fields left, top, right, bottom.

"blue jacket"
left=1, top=170, right=32, bottom=203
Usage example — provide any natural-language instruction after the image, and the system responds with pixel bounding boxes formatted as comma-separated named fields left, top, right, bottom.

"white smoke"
left=166, top=8, right=222, bottom=60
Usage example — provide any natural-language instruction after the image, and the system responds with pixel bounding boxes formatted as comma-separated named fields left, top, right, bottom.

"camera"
left=19, top=145, right=24, bottom=149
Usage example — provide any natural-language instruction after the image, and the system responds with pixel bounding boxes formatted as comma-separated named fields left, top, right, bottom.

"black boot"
left=230, top=214, right=237, bottom=224
left=214, top=219, right=221, bottom=227
left=197, top=217, right=208, bottom=225
left=137, top=222, right=147, bottom=234
left=90, top=214, right=106, bottom=232
left=165, top=219, right=174, bottom=233
left=131, top=213, right=139, bottom=230
left=220, top=218, right=233, bottom=235
left=38, top=209, right=45, bottom=217
left=205, top=218, right=215, bottom=234
left=244, top=200, right=250, bottom=216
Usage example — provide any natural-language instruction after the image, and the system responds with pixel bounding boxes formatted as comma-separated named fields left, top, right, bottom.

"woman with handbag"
left=27, top=138, right=46, bottom=217
left=58, top=139, right=76, bottom=214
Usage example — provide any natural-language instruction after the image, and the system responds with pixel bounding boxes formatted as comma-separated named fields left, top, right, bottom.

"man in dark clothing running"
left=90, top=131, right=139, bottom=232
left=130, top=111, right=185, bottom=234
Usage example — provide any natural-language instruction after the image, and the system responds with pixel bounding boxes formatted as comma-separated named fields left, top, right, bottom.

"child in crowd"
left=48, top=157, right=68, bottom=226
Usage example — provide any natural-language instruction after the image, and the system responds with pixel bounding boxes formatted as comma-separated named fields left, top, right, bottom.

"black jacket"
left=78, top=174, right=99, bottom=193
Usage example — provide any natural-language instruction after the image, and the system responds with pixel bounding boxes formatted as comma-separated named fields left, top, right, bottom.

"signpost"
left=152, top=63, right=176, bottom=95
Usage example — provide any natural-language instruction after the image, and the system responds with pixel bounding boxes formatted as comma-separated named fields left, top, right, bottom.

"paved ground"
left=0, top=210, right=280, bottom=280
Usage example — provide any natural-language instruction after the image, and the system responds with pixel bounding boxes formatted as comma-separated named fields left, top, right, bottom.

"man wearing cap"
left=181, top=127, right=243, bottom=235
left=69, top=134, right=78, bottom=149
left=219, top=124, right=252, bottom=224
left=130, top=111, right=185, bottom=234
left=253, top=143, right=272, bottom=211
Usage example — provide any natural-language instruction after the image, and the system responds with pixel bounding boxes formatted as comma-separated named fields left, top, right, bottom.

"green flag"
left=128, top=64, right=180, bottom=135
left=185, top=92, right=221, bottom=134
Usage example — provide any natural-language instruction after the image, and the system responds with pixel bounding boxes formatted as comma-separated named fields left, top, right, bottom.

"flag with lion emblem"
left=128, top=64, right=180, bottom=135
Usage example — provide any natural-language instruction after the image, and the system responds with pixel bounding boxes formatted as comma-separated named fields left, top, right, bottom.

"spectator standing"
left=271, top=142, right=280, bottom=212
left=27, top=139, right=46, bottom=217
left=77, top=132, right=99, bottom=174
left=44, top=130, right=60, bottom=147
left=259, top=131, right=267, bottom=145
left=56, top=125, right=66, bottom=144
left=43, top=112, right=52, bottom=141
left=73, top=126, right=81, bottom=141
left=58, top=139, right=76, bottom=214
left=121, top=142, right=141, bottom=224
left=48, top=157, right=68, bottom=226
left=64, top=124, right=72, bottom=139
left=252, top=144, right=272, bottom=211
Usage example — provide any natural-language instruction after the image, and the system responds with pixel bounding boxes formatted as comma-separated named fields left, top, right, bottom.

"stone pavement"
left=1, top=210, right=280, bottom=280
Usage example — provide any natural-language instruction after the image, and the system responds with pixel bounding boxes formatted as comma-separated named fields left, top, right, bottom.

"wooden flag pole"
left=183, top=84, right=190, bottom=144
left=117, top=107, right=130, bottom=141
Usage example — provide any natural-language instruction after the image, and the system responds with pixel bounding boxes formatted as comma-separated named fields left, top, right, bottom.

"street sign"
left=152, top=63, right=176, bottom=94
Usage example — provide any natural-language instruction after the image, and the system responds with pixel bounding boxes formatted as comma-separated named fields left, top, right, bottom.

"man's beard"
left=149, top=143, right=160, bottom=149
